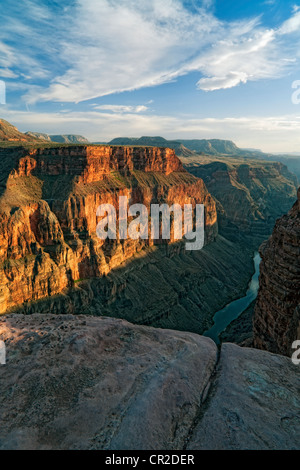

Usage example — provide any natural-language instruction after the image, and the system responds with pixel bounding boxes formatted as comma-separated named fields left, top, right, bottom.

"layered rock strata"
left=253, top=188, right=300, bottom=356
left=181, top=156, right=298, bottom=246
left=0, top=145, right=217, bottom=314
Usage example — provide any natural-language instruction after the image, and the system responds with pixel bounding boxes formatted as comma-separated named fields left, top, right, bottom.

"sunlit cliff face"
left=0, top=145, right=217, bottom=314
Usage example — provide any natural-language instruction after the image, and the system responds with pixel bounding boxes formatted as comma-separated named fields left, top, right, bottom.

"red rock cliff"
left=0, top=145, right=217, bottom=314
left=14, top=145, right=184, bottom=181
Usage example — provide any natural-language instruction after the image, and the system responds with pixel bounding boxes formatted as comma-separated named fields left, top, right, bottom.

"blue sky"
left=1, top=0, right=300, bottom=152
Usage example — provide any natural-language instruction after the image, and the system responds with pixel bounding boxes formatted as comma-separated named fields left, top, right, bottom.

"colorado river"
left=203, top=252, right=261, bottom=345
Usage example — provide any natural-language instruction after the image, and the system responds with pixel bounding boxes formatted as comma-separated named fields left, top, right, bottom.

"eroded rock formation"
left=181, top=156, right=298, bottom=246
left=0, top=145, right=217, bottom=315
left=253, top=188, right=300, bottom=356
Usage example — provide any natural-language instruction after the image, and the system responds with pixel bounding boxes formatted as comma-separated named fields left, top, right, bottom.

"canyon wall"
left=253, top=188, right=300, bottom=356
left=181, top=156, right=298, bottom=247
left=0, top=145, right=218, bottom=315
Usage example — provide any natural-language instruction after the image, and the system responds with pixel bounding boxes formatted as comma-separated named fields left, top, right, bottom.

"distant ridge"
left=108, top=136, right=268, bottom=158
left=107, top=135, right=300, bottom=180
left=26, top=132, right=89, bottom=144
left=108, top=136, right=195, bottom=157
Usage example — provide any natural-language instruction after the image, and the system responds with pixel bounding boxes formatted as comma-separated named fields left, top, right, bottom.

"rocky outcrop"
left=11, top=145, right=185, bottom=179
left=0, top=314, right=299, bottom=450
left=0, top=145, right=217, bottom=315
left=187, top=342, right=300, bottom=450
left=0, top=119, right=38, bottom=142
left=181, top=155, right=298, bottom=246
left=253, top=188, right=300, bottom=356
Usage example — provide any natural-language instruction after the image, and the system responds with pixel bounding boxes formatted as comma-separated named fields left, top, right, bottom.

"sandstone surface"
left=0, top=314, right=299, bottom=450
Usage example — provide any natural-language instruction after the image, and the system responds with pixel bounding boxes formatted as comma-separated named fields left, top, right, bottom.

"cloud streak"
left=92, top=104, right=149, bottom=113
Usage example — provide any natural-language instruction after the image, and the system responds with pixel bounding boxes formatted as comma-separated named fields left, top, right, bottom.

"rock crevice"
left=0, top=314, right=299, bottom=450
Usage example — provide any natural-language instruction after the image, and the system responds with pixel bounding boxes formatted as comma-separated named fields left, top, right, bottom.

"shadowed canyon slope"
left=0, top=314, right=299, bottom=450
left=253, top=188, right=300, bottom=356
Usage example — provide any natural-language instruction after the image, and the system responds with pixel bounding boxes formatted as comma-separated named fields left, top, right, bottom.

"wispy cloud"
left=0, top=0, right=298, bottom=122
left=0, top=0, right=296, bottom=103
left=93, top=104, right=148, bottom=113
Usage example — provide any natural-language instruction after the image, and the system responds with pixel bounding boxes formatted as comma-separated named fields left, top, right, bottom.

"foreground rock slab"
left=188, top=343, right=300, bottom=450
left=0, top=314, right=217, bottom=450
left=0, top=314, right=299, bottom=450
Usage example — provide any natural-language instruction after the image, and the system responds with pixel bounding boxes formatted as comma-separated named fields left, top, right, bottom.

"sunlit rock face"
left=253, top=188, right=300, bottom=356
left=0, top=145, right=217, bottom=314
left=0, top=119, right=39, bottom=142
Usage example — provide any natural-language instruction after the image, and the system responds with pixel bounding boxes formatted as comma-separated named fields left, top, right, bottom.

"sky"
left=1, top=0, right=300, bottom=152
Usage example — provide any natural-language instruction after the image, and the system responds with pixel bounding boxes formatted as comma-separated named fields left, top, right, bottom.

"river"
left=203, top=252, right=261, bottom=345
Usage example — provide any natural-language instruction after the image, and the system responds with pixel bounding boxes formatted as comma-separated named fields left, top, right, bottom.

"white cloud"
left=278, top=10, right=300, bottom=34
left=93, top=104, right=148, bottom=113
left=1, top=1, right=300, bottom=102
left=16, top=0, right=299, bottom=102
left=0, top=68, right=18, bottom=79
left=197, top=72, right=249, bottom=91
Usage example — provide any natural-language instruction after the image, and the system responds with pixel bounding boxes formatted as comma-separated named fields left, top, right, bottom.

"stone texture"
left=0, top=315, right=299, bottom=450
left=253, top=188, right=300, bottom=356
left=16, top=145, right=185, bottom=180
left=187, top=343, right=300, bottom=450
left=0, top=314, right=217, bottom=450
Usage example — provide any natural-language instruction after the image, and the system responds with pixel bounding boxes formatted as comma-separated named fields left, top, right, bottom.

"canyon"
left=181, top=153, right=298, bottom=246
left=0, top=144, right=220, bottom=328
left=0, top=123, right=299, bottom=450
left=0, top=133, right=298, bottom=339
